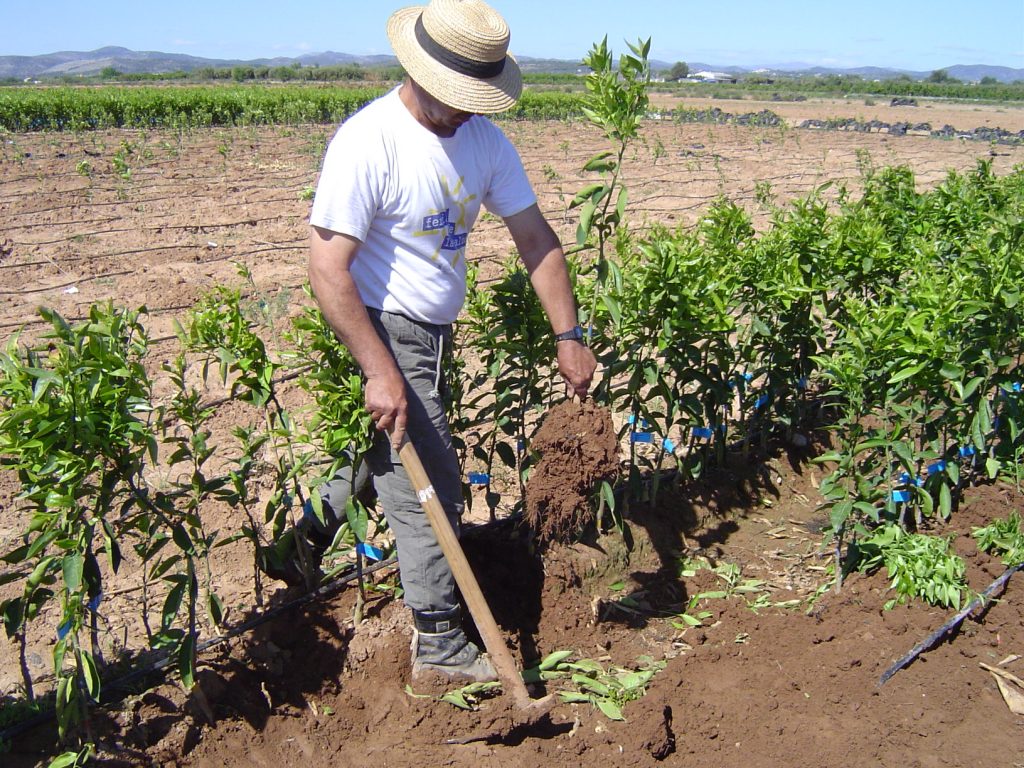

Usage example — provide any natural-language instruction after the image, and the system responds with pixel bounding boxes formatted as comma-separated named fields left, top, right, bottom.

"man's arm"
left=502, top=204, right=597, bottom=398
left=308, top=225, right=407, bottom=448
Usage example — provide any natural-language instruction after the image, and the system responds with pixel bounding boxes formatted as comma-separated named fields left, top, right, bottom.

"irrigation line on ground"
left=878, top=561, right=1024, bottom=686
left=9, top=214, right=300, bottom=247
left=2, top=216, right=121, bottom=235
left=0, top=270, right=135, bottom=297
left=0, top=240, right=307, bottom=274
left=0, top=555, right=398, bottom=745
left=0, top=275, right=313, bottom=332
left=2, top=192, right=302, bottom=224
left=0, top=244, right=196, bottom=270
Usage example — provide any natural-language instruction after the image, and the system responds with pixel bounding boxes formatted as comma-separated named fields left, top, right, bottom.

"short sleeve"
left=481, top=127, right=536, bottom=219
left=309, top=123, right=382, bottom=241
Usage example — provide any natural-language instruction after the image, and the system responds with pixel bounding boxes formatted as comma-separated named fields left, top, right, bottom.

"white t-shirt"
left=310, top=87, right=536, bottom=325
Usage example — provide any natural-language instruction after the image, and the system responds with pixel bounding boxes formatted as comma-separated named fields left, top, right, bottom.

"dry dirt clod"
left=524, top=399, right=618, bottom=545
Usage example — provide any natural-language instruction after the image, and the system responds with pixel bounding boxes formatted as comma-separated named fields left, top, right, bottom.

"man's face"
left=415, top=84, right=474, bottom=136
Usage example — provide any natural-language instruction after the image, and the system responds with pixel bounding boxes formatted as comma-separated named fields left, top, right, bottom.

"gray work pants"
left=310, top=308, right=462, bottom=613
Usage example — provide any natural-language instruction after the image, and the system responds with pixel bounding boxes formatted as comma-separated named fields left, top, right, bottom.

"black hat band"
left=414, top=15, right=506, bottom=79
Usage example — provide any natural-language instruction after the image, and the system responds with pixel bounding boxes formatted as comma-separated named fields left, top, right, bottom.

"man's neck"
left=398, top=80, right=463, bottom=138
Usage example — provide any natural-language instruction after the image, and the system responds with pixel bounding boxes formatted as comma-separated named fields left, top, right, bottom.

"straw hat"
left=387, top=0, right=522, bottom=114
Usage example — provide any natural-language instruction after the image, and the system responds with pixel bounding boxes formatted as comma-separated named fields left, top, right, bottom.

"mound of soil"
left=524, top=400, right=619, bottom=544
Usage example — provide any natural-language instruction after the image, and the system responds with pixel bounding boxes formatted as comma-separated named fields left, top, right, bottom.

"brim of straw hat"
left=387, top=6, right=522, bottom=114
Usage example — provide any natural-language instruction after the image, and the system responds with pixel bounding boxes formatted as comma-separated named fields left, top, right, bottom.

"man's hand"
left=365, top=368, right=408, bottom=450
left=557, top=339, right=597, bottom=399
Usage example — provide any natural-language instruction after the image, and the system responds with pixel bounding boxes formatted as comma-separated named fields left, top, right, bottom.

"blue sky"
left=5, top=0, right=1023, bottom=72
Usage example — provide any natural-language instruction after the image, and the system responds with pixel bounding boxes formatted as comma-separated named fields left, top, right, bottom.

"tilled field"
left=2, top=97, right=1024, bottom=766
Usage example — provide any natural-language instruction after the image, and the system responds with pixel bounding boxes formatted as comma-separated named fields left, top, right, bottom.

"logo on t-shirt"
left=414, top=175, right=475, bottom=267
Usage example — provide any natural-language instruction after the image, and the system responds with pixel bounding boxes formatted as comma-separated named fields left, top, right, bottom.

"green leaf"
left=579, top=200, right=598, bottom=236
left=829, top=500, right=853, bottom=532
left=888, top=362, right=926, bottom=384
left=986, top=457, right=1001, bottom=480
left=939, top=483, right=952, bottom=520
left=162, top=581, right=185, bottom=629
left=207, top=592, right=225, bottom=627
left=440, top=690, right=471, bottom=709
left=596, top=698, right=625, bottom=720
left=345, top=498, right=368, bottom=543
left=178, top=633, right=196, bottom=689
left=939, top=362, right=964, bottom=381
left=583, top=151, right=616, bottom=173
left=495, top=441, right=517, bottom=468
left=600, top=480, right=616, bottom=514
left=172, top=525, right=194, bottom=555
left=62, top=553, right=83, bottom=593
left=539, top=649, right=574, bottom=671
left=46, top=752, right=81, bottom=768
left=570, top=182, right=605, bottom=209
left=81, top=649, right=101, bottom=701
left=558, top=691, right=592, bottom=704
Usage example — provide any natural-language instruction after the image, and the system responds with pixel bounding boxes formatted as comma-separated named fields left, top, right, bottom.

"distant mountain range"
left=2, top=46, right=1022, bottom=83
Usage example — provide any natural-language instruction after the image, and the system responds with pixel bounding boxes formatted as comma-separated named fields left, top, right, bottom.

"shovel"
left=397, top=437, right=554, bottom=723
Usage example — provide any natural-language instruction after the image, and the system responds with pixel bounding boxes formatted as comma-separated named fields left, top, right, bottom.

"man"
left=300, top=0, right=596, bottom=683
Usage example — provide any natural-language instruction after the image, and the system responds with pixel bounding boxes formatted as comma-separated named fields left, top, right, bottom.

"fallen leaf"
left=981, top=662, right=1024, bottom=715
left=992, top=676, right=1024, bottom=715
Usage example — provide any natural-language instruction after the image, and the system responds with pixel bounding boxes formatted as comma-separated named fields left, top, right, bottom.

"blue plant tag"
left=692, top=427, right=714, bottom=440
left=755, top=394, right=769, bottom=410
left=663, top=438, right=676, bottom=452
left=57, top=620, right=72, bottom=641
left=630, top=431, right=654, bottom=444
left=356, top=543, right=386, bottom=562
left=468, top=472, right=490, bottom=485
left=891, top=490, right=911, bottom=503
left=959, top=445, right=976, bottom=457
left=628, top=415, right=650, bottom=428
left=927, top=461, right=946, bottom=475
left=87, top=593, right=103, bottom=612
left=898, top=472, right=911, bottom=484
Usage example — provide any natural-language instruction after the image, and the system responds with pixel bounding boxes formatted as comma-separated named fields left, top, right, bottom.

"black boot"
left=411, top=606, right=497, bottom=684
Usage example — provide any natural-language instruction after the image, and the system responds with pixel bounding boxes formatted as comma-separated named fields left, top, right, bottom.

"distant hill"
left=2, top=46, right=1022, bottom=83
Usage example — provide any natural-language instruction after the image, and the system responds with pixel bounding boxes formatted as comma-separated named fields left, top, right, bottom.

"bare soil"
left=2, top=97, right=1024, bottom=766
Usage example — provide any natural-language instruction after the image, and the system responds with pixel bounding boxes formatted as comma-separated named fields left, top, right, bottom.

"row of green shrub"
left=0, top=85, right=587, bottom=131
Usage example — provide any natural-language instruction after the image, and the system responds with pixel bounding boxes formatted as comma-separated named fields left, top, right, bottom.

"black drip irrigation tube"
left=0, top=511, right=528, bottom=745
left=0, top=554, right=398, bottom=744
left=878, top=561, right=1024, bottom=686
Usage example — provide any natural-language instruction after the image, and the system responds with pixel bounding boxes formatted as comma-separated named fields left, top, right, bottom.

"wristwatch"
left=554, top=324, right=585, bottom=343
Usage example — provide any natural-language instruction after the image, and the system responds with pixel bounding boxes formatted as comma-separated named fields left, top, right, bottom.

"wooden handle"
left=397, top=440, right=534, bottom=707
